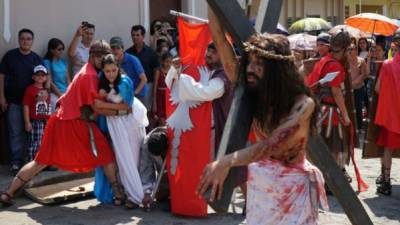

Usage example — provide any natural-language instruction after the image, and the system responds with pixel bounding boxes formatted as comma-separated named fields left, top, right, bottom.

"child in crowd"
left=22, top=65, right=51, bottom=161
left=152, top=52, right=172, bottom=125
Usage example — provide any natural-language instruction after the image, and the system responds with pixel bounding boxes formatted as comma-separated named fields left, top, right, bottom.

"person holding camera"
left=68, top=22, right=95, bottom=77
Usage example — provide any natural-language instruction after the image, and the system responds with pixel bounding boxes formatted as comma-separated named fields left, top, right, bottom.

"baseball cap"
left=317, top=32, right=331, bottom=45
left=110, top=36, right=124, bottom=49
left=33, top=65, right=48, bottom=75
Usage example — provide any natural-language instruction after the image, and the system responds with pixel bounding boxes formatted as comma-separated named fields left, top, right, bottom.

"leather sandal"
left=0, top=192, right=13, bottom=207
left=125, top=200, right=139, bottom=210
left=0, top=175, right=29, bottom=207
left=111, top=182, right=125, bottom=206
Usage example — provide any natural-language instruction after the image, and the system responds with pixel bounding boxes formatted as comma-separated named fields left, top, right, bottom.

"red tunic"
left=375, top=54, right=400, bottom=149
left=35, top=63, right=115, bottom=172
left=155, top=70, right=167, bottom=119
left=306, top=54, right=346, bottom=125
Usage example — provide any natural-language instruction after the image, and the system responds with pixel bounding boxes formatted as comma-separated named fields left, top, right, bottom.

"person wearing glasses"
left=43, top=38, right=71, bottom=112
left=0, top=28, right=43, bottom=174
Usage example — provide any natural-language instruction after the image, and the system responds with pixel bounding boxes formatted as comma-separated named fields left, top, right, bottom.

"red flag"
left=166, top=17, right=212, bottom=217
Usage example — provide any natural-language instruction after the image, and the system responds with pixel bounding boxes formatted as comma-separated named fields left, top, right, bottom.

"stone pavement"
left=0, top=149, right=399, bottom=225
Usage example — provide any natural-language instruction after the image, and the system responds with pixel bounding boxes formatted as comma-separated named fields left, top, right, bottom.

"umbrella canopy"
left=345, top=13, right=399, bottom=36
left=277, top=23, right=289, bottom=35
left=288, top=33, right=317, bottom=50
left=329, top=24, right=368, bottom=39
left=288, top=18, right=332, bottom=34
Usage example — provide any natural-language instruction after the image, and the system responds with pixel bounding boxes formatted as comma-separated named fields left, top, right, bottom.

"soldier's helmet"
left=330, top=29, right=351, bottom=50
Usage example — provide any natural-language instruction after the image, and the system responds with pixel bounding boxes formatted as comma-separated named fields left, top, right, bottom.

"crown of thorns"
left=243, top=42, right=295, bottom=62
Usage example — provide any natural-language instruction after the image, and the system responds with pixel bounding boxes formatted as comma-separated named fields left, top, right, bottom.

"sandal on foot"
left=143, top=203, right=152, bottom=212
left=111, top=181, right=125, bottom=206
left=376, top=174, right=383, bottom=185
left=0, top=192, right=14, bottom=207
left=377, top=181, right=392, bottom=196
left=125, top=200, right=139, bottom=210
left=113, top=196, right=125, bottom=206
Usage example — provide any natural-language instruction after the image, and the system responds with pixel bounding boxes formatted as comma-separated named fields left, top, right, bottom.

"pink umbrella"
left=329, top=25, right=368, bottom=39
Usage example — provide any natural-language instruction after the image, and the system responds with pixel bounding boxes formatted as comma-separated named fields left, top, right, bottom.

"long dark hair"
left=44, top=38, right=64, bottom=60
left=99, top=54, right=121, bottom=94
left=245, top=34, right=319, bottom=133
left=358, top=37, right=370, bottom=53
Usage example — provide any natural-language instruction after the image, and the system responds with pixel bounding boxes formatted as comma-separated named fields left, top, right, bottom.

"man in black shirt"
left=126, top=25, right=160, bottom=110
left=0, top=28, right=43, bottom=174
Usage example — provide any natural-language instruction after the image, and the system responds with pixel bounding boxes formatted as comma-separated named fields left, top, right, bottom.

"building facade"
left=344, top=0, right=400, bottom=19
left=1, top=0, right=400, bottom=58
left=0, top=0, right=207, bottom=58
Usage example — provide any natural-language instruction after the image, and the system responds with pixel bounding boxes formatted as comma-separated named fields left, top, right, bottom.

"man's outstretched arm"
left=196, top=96, right=315, bottom=201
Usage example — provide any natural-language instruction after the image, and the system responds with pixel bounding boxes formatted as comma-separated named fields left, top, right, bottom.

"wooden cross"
left=206, top=0, right=373, bottom=224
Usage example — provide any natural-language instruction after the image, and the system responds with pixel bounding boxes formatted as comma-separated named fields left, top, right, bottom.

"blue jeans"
left=137, top=82, right=153, bottom=111
left=6, top=103, right=27, bottom=166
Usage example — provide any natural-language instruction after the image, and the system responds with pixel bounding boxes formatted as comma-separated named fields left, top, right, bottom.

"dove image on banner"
left=165, top=17, right=213, bottom=217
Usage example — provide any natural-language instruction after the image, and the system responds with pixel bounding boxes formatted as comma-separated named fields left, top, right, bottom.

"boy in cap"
left=316, top=32, right=331, bottom=57
left=22, top=65, right=51, bottom=161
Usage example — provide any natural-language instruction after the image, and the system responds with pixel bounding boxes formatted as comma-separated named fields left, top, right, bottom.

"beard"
left=245, top=73, right=262, bottom=94
left=245, top=73, right=262, bottom=111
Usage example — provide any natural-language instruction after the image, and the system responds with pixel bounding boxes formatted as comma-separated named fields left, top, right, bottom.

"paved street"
left=0, top=148, right=399, bottom=225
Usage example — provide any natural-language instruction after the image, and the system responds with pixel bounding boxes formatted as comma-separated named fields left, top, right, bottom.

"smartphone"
left=155, top=24, right=162, bottom=31
left=81, top=21, right=89, bottom=27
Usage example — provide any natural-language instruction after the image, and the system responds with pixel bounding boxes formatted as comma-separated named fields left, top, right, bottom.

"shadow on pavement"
left=1, top=196, right=246, bottom=225
left=363, top=185, right=400, bottom=221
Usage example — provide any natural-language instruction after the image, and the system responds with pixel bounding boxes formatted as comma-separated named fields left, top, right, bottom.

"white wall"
left=0, top=0, right=141, bottom=59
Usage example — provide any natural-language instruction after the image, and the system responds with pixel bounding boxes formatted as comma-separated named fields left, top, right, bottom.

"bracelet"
left=118, top=110, right=128, bottom=115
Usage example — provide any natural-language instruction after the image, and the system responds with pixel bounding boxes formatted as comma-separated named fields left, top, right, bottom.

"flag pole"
left=170, top=10, right=209, bottom=23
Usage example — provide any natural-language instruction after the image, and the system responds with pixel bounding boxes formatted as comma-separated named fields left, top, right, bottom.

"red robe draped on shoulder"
left=35, top=63, right=114, bottom=172
left=375, top=54, right=400, bottom=149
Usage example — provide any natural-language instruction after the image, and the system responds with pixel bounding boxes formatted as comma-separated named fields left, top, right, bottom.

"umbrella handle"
left=371, top=20, right=376, bottom=37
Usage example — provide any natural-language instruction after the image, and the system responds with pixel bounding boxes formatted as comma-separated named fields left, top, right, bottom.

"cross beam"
left=206, top=1, right=373, bottom=224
